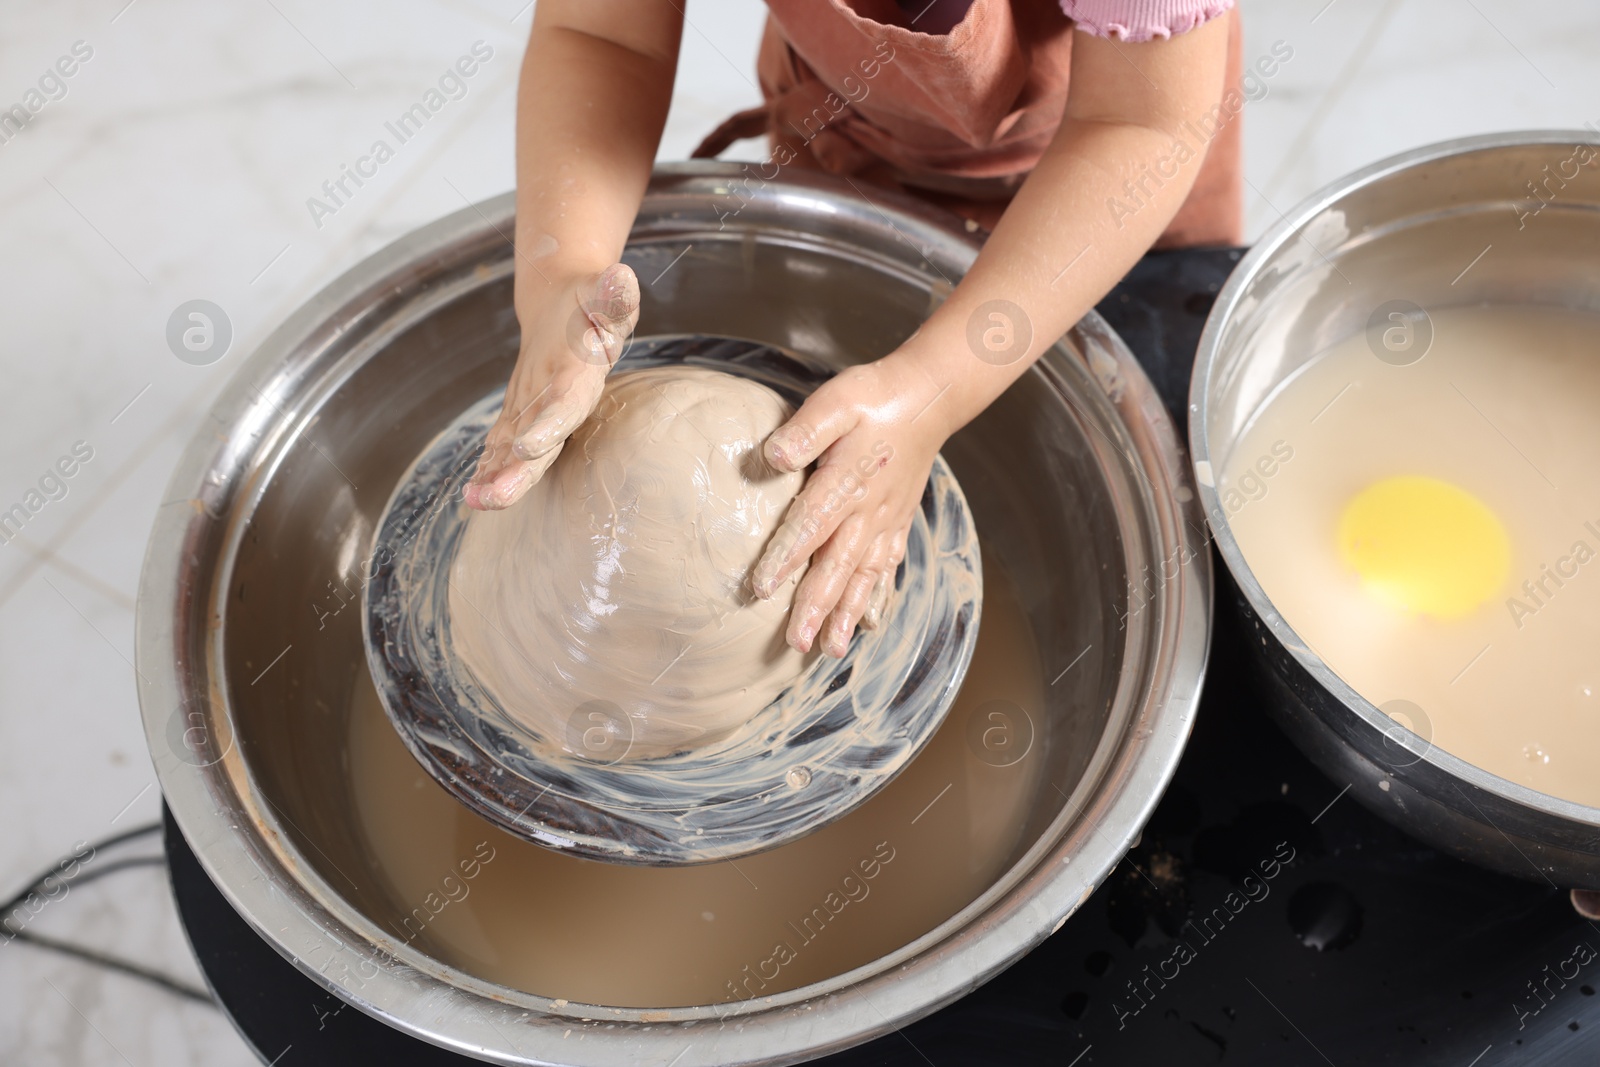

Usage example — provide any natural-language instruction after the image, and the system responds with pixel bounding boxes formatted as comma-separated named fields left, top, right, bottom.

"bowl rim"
left=1189, top=129, right=1600, bottom=830
left=139, top=162, right=1212, bottom=1065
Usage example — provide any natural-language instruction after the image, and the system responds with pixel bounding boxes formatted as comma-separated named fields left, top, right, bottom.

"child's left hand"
left=748, top=13, right=1235, bottom=658
left=749, top=350, right=955, bottom=658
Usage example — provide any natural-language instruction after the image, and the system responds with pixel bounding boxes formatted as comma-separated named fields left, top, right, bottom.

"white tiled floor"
left=0, top=1, right=1592, bottom=1063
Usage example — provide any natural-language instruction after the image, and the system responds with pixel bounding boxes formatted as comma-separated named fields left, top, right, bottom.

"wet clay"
left=448, top=366, right=810, bottom=760
left=1223, top=305, right=1600, bottom=805
left=348, top=550, right=1047, bottom=1007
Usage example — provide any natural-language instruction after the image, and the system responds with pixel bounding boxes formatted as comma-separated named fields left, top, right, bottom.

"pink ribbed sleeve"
left=1059, top=0, right=1234, bottom=42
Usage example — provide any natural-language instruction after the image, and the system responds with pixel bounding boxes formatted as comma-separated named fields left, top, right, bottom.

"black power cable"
left=0, top=821, right=162, bottom=918
left=1, top=822, right=215, bottom=1006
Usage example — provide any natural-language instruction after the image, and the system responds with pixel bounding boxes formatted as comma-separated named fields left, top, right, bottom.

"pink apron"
left=693, top=0, right=1241, bottom=247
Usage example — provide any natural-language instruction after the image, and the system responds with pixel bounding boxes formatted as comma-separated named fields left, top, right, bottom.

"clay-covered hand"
left=463, top=263, right=640, bottom=510
left=749, top=353, right=952, bottom=657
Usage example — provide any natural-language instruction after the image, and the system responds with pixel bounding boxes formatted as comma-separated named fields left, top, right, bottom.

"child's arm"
left=466, top=0, right=683, bottom=510
left=751, top=18, right=1233, bottom=656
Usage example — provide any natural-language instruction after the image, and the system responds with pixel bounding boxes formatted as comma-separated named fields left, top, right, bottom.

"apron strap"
left=691, top=105, right=771, bottom=159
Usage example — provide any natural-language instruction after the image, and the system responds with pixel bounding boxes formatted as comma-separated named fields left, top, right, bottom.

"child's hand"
left=464, top=263, right=639, bottom=510
left=742, top=12, right=1235, bottom=650
left=750, top=353, right=954, bottom=657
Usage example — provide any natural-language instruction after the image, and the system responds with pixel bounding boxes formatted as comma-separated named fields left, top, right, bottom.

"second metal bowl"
left=1192, top=131, right=1600, bottom=888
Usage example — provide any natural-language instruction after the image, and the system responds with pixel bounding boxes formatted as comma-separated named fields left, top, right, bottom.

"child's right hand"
left=463, top=263, right=640, bottom=511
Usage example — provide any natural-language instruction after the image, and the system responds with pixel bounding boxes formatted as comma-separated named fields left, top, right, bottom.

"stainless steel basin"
left=138, top=164, right=1210, bottom=1065
left=1191, top=131, right=1600, bottom=889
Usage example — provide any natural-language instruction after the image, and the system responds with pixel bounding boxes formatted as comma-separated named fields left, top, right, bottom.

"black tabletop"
left=166, top=247, right=1600, bottom=1066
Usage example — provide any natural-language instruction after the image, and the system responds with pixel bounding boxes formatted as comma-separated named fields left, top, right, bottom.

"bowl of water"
left=139, top=164, right=1210, bottom=1064
left=1191, top=131, right=1600, bottom=889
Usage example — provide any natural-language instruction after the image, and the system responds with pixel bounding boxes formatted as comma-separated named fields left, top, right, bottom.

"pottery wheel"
left=362, top=336, right=982, bottom=866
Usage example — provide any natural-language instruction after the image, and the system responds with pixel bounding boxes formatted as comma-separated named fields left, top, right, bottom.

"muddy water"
left=1222, top=305, right=1600, bottom=804
left=347, top=551, right=1048, bottom=1007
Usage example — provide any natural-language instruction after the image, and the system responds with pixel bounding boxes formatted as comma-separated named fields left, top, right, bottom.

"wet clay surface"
left=450, top=366, right=810, bottom=761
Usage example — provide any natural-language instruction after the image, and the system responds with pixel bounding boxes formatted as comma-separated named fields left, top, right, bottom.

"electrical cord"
left=1, top=822, right=216, bottom=1006
left=0, top=822, right=162, bottom=918
left=8, top=928, right=214, bottom=1005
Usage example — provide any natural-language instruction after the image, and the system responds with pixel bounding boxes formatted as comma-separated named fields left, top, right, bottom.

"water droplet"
left=1287, top=881, right=1364, bottom=951
left=786, top=765, right=812, bottom=789
left=1523, top=743, right=1551, bottom=765
left=701, top=911, right=715, bottom=921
